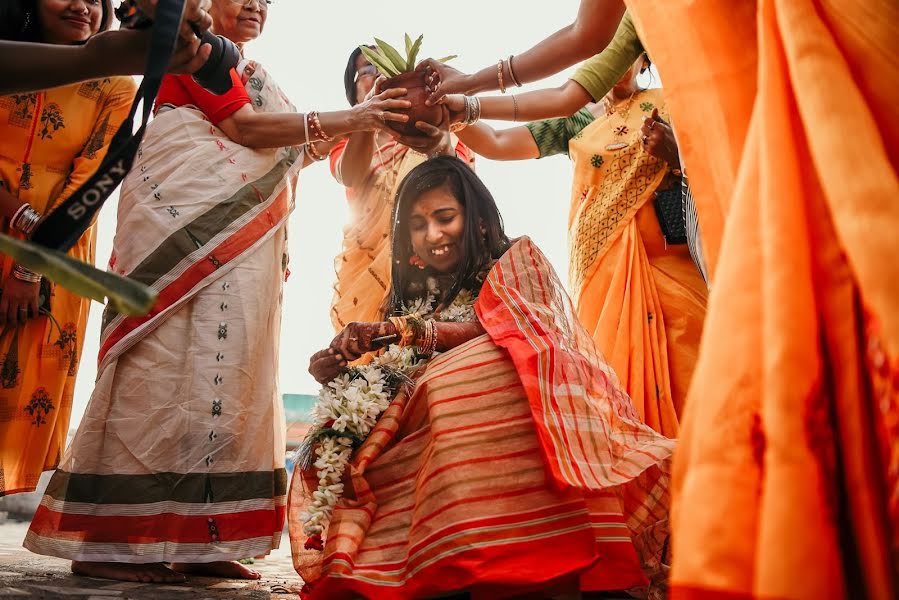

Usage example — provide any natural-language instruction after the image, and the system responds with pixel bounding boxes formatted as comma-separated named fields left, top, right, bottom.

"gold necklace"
left=603, top=88, right=642, bottom=151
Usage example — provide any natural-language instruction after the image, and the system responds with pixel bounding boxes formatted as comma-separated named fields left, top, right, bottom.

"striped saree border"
left=97, top=179, right=294, bottom=369
left=44, top=469, right=288, bottom=504
left=24, top=530, right=283, bottom=564
left=28, top=504, right=286, bottom=544
left=38, top=495, right=285, bottom=517
left=103, top=152, right=297, bottom=298
left=98, top=143, right=298, bottom=369
left=26, top=469, right=287, bottom=562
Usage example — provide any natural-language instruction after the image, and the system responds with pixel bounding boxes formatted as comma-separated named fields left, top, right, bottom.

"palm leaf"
left=0, top=233, right=156, bottom=316
left=436, top=55, right=458, bottom=63
left=404, top=33, right=413, bottom=58
left=359, top=45, right=399, bottom=78
left=406, top=34, right=424, bottom=71
left=374, top=37, right=409, bottom=74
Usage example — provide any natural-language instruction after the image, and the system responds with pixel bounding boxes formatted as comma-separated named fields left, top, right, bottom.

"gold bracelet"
left=415, top=319, right=438, bottom=356
left=507, top=55, right=522, bottom=88
left=308, top=111, right=334, bottom=142
left=388, top=315, right=416, bottom=347
left=511, top=95, right=519, bottom=122
left=496, top=59, right=506, bottom=94
left=305, top=142, right=327, bottom=162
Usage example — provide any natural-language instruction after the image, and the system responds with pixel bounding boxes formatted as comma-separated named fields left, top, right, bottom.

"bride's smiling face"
left=408, top=186, right=466, bottom=274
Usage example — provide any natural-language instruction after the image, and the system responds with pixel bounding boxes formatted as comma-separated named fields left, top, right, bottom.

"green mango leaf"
left=0, top=233, right=156, bottom=316
left=374, top=37, right=409, bottom=74
left=359, top=45, right=399, bottom=78
left=407, top=34, right=424, bottom=71
left=436, top=55, right=458, bottom=63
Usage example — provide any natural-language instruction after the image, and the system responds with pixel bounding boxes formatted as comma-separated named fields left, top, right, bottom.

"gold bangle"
left=496, top=59, right=506, bottom=94
left=388, top=315, right=416, bottom=347
left=308, top=111, right=334, bottom=142
left=507, top=55, right=522, bottom=88
left=415, top=319, right=438, bottom=356
left=12, top=264, right=41, bottom=283
left=305, top=142, right=326, bottom=162
left=511, top=95, right=519, bottom=122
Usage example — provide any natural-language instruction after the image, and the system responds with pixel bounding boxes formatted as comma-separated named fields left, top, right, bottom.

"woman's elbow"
left=216, top=111, right=265, bottom=148
left=558, top=82, right=592, bottom=117
left=216, top=123, right=252, bottom=147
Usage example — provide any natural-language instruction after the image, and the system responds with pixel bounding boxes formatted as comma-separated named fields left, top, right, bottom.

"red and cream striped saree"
left=290, top=238, right=674, bottom=599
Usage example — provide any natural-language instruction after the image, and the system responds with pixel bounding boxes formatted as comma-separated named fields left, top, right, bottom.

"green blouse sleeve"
left=570, top=11, right=644, bottom=102
left=524, top=107, right=595, bottom=158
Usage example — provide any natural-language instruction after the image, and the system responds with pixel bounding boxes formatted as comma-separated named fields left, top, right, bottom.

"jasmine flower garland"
left=299, top=289, right=478, bottom=549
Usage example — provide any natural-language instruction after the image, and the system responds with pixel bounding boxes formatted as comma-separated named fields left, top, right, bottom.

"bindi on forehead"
left=411, top=199, right=461, bottom=219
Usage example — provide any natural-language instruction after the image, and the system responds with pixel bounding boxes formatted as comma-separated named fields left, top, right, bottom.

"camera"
left=116, top=0, right=240, bottom=94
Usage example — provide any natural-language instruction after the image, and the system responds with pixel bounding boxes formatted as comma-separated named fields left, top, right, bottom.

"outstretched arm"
left=445, top=80, right=592, bottom=123
left=332, top=132, right=376, bottom=187
left=204, top=79, right=409, bottom=150
left=423, top=0, right=625, bottom=99
left=455, top=122, right=539, bottom=161
left=0, top=30, right=210, bottom=95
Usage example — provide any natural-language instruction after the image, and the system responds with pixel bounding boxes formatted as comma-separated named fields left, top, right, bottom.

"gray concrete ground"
left=0, top=518, right=302, bottom=599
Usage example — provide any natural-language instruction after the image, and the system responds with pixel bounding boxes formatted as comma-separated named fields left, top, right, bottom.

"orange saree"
left=566, top=88, right=706, bottom=438
left=626, top=0, right=899, bottom=597
left=0, top=77, right=134, bottom=496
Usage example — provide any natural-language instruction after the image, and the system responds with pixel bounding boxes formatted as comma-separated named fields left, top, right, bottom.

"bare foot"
left=72, top=561, right=186, bottom=583
left=170, top=561, right=261, bottom=580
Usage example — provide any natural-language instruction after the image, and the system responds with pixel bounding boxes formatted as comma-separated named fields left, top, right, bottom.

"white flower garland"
left=300, top=290, right=477, bottom=545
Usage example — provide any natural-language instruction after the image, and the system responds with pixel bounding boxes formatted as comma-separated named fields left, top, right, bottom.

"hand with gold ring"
left=328, top=321, right=398, bottom=362
left=640, top=107, right=680, bottom=169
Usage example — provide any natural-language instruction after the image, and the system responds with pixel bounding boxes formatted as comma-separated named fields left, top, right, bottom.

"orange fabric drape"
left=0, top=78, right=134, bottom=496
left=328, top=140, right=422, bottom=331
left=626, top=0, right=899, bottom=597
left=568, top=88, right=706, bottom=437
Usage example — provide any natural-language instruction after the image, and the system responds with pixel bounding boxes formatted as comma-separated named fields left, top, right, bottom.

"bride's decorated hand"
left=351, top=88, right=411, bottom=133
left=329, top=321, right=398, bottom=362
left=309, top=348, right=346, bottom=385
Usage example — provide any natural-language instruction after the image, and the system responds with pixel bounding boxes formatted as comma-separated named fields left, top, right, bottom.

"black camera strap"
left=30, top=0, right=187, bottom=251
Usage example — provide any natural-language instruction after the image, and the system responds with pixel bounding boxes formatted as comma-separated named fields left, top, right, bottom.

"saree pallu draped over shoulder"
left=25, top=64, right=299, bottom=564
left=625, top=0, right=899, bottom=597
left=290, top=238, right=675, bottom=600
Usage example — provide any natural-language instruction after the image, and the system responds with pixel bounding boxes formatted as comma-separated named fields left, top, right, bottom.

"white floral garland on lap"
left=299, top=279, right=477, bottom=551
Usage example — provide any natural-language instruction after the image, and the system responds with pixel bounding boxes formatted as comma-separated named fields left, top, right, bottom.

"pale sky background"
left=71, top=0, right=657, bottom=426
